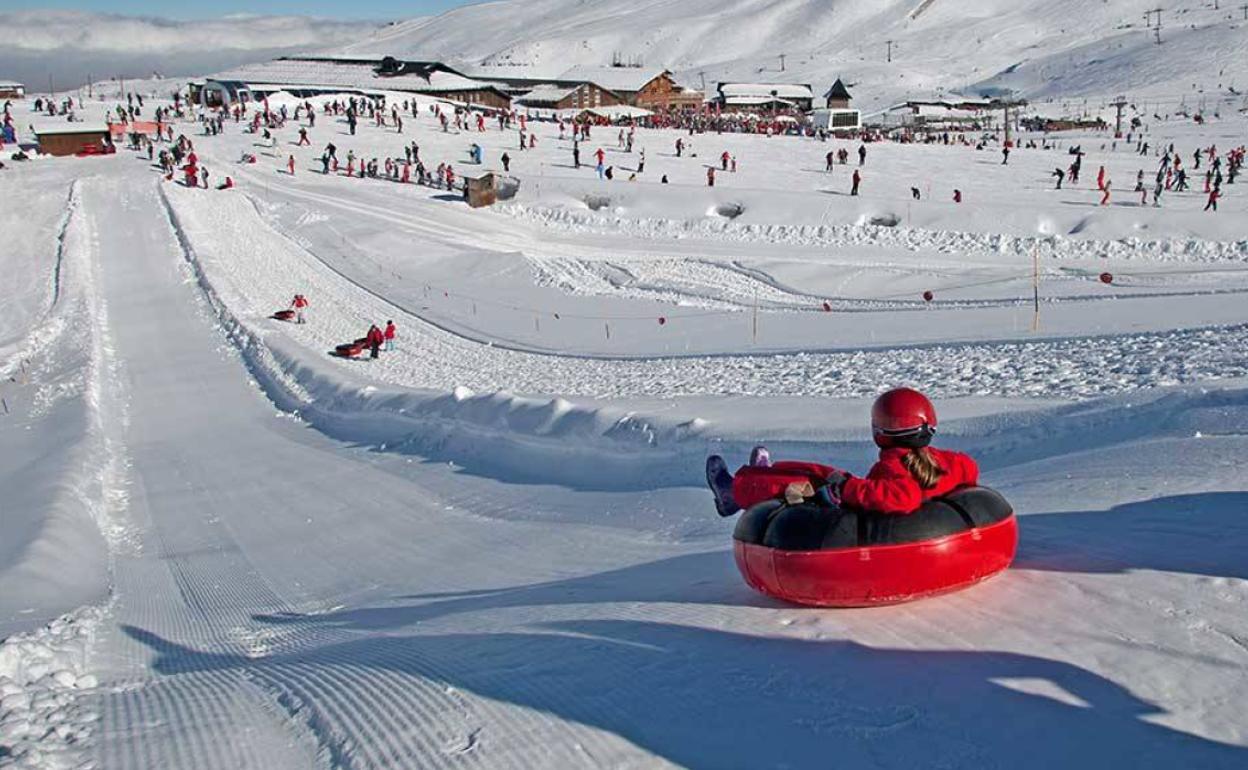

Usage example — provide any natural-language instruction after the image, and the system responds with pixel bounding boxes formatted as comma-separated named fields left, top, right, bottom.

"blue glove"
left=816, top=471, right=849, bottom=507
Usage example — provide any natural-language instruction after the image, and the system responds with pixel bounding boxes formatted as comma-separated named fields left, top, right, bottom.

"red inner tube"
left=732, top=487, right=1017, bottom=607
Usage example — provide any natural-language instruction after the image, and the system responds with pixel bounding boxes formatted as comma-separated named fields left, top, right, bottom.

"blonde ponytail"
left=902, top=447, right=946, bottom=490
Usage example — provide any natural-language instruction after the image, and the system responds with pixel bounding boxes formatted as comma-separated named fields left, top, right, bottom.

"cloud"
left=0, top=10, right=377, bottom=89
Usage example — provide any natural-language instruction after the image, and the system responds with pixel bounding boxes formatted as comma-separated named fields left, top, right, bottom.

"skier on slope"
left=851, top=168, right=861, bottom=196
left=705, top=388, right=979, bottom=516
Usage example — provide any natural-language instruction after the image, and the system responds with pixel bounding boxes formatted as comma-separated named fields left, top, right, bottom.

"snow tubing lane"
left=732, top=486, right=1017, bottom=607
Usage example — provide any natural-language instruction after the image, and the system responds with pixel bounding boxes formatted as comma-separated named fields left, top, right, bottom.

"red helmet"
left=871, top=388, right=937, bottom=448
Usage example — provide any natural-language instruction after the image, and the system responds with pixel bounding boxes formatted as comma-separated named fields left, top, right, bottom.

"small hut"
left=35, top=125, right=113, bottom=157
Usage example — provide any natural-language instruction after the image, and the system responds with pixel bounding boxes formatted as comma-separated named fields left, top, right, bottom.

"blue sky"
left=15, top=0, right=479, bottom=20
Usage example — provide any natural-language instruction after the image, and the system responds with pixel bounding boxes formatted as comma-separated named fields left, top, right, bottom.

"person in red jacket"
left=366, top=323, right=384, bottom=359
left=290, top=293, right=308, bottom=324
left=706, top=387, right=978, bottom=516
left=383, top=320, right=397, bottom=351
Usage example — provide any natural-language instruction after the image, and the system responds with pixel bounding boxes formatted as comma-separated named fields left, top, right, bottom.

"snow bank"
left=0, top=607, right=105, bottom=769
left=0, top=181, right=127, bottom=768
left=0, top=179, right=119, bottom=635
left=498, top=196, right=1248, bottom=264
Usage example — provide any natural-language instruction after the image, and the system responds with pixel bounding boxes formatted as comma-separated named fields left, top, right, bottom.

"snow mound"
left=0, top=607, right=105, bottom=770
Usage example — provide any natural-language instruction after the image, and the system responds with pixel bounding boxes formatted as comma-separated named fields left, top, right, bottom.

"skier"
left=676, top=138, right=684, bottom=158
left=953, top=189, right=962, bottom=203
left=857, top=144, right=867, bottom=165
left=298, top=127, right=310, bottom=146
left=1100, top=178, right=1111, bottom=206
left=287, top=155, right=296, bottom=176
left=1052, top=167, right=1065, bottom=189
left=826, top=150, right=835, bottom=172
left=705, top=388, right=978, bottom=517
left=573, top=143, right=581, bottom=169
left=366, top=324, right=384, bottom=359
left=721, top=150, right=730, bottom=171
left=384, top=320, right=397, bottom=351
left=637, top=149, right=646, bottom=174
left=1001, top=146, right=1010, bottom=165
left=910, top=187, right=920, bottom=201
left=1204, top=187, right=1220, bottom=212
left=850, top=169, right=861, bottom=196
left=501, top=152, right=511, bottom=172
left=707, top=166, right=715, bottom=187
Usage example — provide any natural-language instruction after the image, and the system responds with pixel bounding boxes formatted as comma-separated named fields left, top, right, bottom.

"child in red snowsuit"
left=707, top=388, right=978, bottom=516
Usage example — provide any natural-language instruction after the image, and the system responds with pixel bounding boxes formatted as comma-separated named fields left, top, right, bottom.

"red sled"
left=333, top=337, right=369, bottom=358
left=732, top=487, right=1017, bottom=607
left=272, top=309, right=296, bottom=322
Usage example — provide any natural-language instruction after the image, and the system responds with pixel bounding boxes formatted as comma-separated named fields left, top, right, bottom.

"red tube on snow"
left=731, top=487, right=1017, bottom=607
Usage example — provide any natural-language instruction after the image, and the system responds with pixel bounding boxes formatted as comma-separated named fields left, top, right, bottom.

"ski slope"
left=333, top=0, right=1248, bottom=113
left=2, top=86, right=1248, bottom=768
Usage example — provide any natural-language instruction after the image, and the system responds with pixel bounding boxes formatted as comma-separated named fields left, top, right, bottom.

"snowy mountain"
left=331, top=0, right=1248, bottom=114
left=0, top=10, right=376, bottom=90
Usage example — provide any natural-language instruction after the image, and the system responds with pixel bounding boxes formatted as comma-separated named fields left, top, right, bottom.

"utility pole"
left=1111, top=94, right=1128, bottom=137
left=779, top=54, right=786, bottom=72
left=1240, top=3, right=1248, bottom=19
left=886, top=40, right=894, bottom=62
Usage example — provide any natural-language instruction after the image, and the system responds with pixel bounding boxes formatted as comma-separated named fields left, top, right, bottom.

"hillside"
left=332, top=0, right=1248, bottom=114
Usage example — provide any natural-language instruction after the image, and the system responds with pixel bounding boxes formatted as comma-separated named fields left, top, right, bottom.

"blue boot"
left=706, top=455, right=740, bottom=517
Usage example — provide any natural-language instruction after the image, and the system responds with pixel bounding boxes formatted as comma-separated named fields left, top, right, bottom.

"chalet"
left=35, top=125, right=112, bottom=157
left=200, top=56, right=512, bottom=110
left=824, top=79, right=852, bottom=109
left=715, top=83, right=814, bottom=113
left=465, top=65, right=702, bottom=111
left=0, top=81, right=25, bottom=100
left=811, top=78, right=860, bottom=132
left=514, top=83, right=624, bottom=112
left=555, top=68, right=700, bottom=111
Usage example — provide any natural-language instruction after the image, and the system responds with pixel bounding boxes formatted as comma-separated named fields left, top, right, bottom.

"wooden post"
left=751, top=287, right=759, bottom=343
left=1031, top=248, right=1040, bottom=332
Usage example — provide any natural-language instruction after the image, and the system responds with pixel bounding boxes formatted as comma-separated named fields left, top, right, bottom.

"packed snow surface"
left=1, top=80, right=1246, bottom=769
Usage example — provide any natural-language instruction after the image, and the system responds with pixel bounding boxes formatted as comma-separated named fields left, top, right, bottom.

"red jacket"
left=366, top=326, right=384, bottom=345
left=384, top=323, right=396, bottom=340
left=841, top=447, right=978, bottom=514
